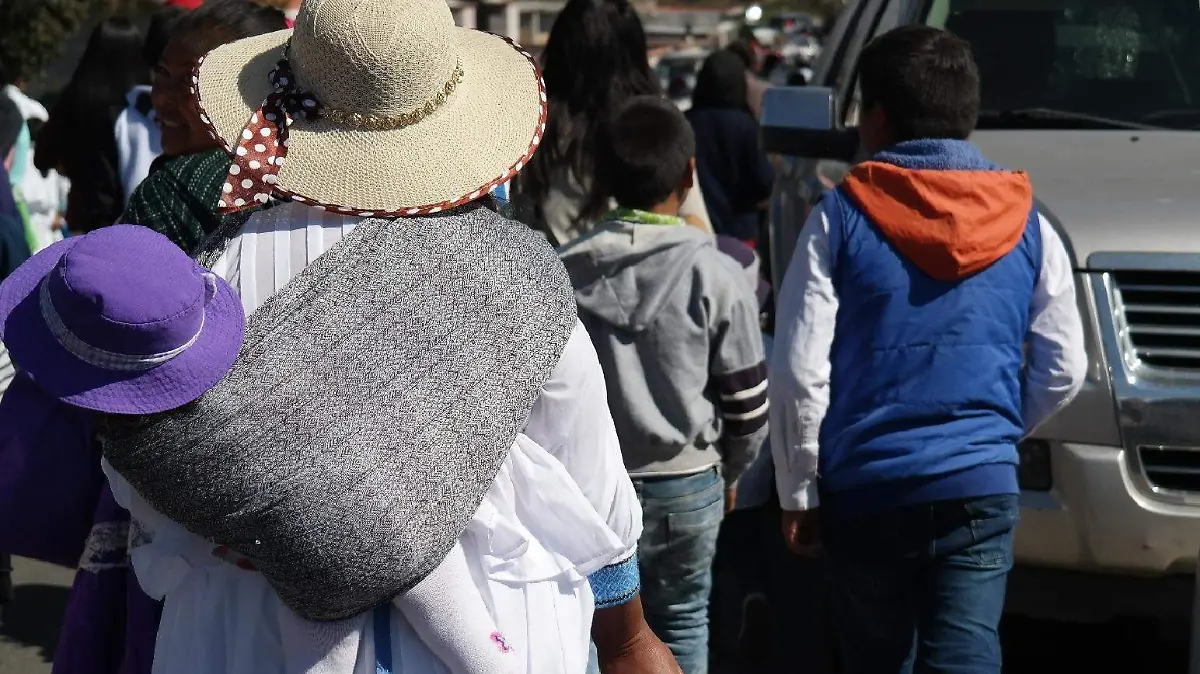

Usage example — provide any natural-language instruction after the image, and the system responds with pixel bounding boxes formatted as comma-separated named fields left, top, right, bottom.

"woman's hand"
left=600, top=627, right=683, bottom=674
left=594, top=596, right=683, bottom=673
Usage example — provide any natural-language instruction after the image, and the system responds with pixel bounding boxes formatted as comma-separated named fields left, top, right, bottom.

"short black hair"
left=144, top=6, right=187, bottom=69
left=727, top=39, right=754, bottom=70
left=599, top=95, right=695, bottom=211
left=858, top=25, right=980, bottom=141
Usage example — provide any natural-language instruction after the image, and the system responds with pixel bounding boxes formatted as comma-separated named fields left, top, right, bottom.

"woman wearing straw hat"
left=94, top=0, right=681, bottom=672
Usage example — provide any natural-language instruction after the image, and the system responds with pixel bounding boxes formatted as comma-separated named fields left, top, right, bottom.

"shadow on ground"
left=0, top=583, right=70, bottom=662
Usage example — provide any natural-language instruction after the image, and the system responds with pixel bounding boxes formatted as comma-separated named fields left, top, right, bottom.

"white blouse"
left=105, top=202, right=642, bottom=674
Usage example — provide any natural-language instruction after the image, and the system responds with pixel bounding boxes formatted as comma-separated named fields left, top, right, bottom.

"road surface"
left=0, top=557, right=72, bottom=674
left=0, top=555, right=1190, bottom=672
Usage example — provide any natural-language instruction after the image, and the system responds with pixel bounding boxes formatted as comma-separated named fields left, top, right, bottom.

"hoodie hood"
left=559, top=220, right=709, bottom=332
left=841, top=139, right=1033, bottom=282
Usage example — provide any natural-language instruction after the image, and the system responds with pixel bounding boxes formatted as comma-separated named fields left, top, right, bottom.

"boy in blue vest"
left=769, top=25, right=1087, bottom=674
left=559, top=95, right=769, bottom=674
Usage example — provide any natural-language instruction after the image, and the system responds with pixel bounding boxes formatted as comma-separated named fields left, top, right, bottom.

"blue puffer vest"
left=817, top=139, right=1042, bottom=518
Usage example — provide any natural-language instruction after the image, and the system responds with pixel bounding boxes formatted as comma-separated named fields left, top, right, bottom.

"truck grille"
left=1138, top=446, right=1200, bottom=492
left=1112, top=270, right=1200, bottom=370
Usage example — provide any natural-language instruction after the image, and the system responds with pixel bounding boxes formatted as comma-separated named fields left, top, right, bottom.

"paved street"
left=0, top=555, right=1191, bottom=673
left=0, top=557, right=73, bottom=674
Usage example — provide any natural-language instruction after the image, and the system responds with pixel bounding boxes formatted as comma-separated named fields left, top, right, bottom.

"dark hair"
left=521, top=0, right=662, bottom=227
left=169, top=0, right=288, bottom=57
left=691, top=50, right=749, bottom=111
left=145, top=6, right=188, bottom=69
left=34, top=17, right=148, bottom=232
left=0, top=96, right=23, bottom=159
left=857, top=25, right=980, bottom=141
left=43, top=17, right=147, bottom=135
left=727, top=40, right=755, bottom=70
left=599, top=95, right=695, bottom=211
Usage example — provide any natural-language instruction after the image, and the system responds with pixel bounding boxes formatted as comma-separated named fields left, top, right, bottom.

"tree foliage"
left=0, top=0, right=161, bottom=85
left=0, top=0, right=94, bottom=84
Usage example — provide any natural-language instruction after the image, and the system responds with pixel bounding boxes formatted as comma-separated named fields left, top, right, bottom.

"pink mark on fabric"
left=491, top=632, right=513, bottom=654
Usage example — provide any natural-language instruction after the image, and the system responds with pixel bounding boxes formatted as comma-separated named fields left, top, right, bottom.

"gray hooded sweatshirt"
left=559, top=218, right=769, bottom=484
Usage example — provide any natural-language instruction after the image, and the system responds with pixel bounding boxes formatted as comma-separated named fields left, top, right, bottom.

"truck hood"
left=971, top=130, right=1200, bottom=269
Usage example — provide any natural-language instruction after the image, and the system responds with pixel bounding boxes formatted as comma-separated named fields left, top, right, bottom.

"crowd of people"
left=0, top=0, right=1088, bottom=673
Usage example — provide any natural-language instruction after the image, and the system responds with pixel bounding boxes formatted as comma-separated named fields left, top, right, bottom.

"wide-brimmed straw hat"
left=0, top=225, right=244, bottom=415
left=191, top=0, right=547, bottom=216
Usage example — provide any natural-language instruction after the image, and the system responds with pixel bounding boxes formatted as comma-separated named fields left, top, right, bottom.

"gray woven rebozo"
left=102, top=205, right=578, bottom=621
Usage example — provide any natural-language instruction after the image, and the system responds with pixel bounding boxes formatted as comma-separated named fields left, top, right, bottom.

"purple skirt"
left=51, top=484, right=160, bottom=674
left=0, top=374, right=160, bottom=674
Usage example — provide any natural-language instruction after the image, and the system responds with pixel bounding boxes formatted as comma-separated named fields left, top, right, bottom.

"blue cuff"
left=588, top=555, right=641, bottom=609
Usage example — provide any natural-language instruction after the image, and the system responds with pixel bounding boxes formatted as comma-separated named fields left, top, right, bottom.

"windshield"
left=925, top=0, right=1200, bottom=129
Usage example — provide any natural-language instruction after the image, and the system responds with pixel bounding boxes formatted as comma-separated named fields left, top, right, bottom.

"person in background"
left=769, top=26, right=1087, bottom=674
left=115, top=6, right=186, bottom=206
left=0, top=85, right=34, bottom=626
left=123, top=0, right=287, bottom=251
left=686, top=49, right=774, bottom=250
left=35, top=18, right=148, bottom=234
left=727, top=39, right=769, bottom=119
left=559, top=95, right=768, bottom=674
left=4, top=67, right=66, bottom=253
left=0, top=98, right=31, bottom=286
left=512, top=0, right=713, bottom=246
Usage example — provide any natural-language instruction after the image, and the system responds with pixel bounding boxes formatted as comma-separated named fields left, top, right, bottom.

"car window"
left=928, top=0, right=1200, bottom=129
left=811, top=0, right=871, bottom=90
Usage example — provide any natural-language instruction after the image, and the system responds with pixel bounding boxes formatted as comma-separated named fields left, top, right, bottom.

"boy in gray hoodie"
left=558, top=95, right=768, bottom=674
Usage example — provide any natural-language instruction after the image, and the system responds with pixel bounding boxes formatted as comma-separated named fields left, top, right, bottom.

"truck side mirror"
left=760, top=86, right=859, bottom=162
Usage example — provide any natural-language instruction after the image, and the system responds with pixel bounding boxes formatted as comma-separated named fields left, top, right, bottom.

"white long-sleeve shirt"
left=769, top=203, right=1088, bottom=512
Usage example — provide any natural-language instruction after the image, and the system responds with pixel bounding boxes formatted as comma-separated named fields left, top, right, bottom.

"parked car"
left=654, top=47, right=710, bottom=111
left=762, top=0, right=1200, bottom=629
left=780, top=30, right=821, bottom=65
left=768, top=11, right=818, bottom=35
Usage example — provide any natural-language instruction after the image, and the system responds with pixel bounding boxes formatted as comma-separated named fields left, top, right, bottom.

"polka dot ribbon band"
left=217, top=58, right=319, bottom=213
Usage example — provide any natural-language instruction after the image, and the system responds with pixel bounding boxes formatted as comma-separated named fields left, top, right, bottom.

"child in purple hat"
left=0, top=223, right=243, bottom=674
left=0, top=224, right=523, bottom=674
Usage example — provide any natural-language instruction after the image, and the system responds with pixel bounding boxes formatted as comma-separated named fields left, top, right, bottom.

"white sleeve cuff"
left=773, top=451, right=821, bottom=511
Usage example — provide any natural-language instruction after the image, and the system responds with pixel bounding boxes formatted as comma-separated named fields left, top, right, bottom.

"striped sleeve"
left=706, top=249, right=770, bottom=484
left=714, top=361, right=769, bottom=438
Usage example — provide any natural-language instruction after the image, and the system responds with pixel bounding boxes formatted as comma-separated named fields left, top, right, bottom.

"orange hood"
left=841, top=161, right=1034, bottom=282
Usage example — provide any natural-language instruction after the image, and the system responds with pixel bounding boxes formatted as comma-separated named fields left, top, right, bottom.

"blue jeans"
left=634, top=467, right=725, bottom=674
left=824, top=494, right=1019, bottom=674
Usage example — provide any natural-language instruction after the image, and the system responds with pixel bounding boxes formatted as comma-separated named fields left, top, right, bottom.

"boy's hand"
left=781, top=509, right=822, bottom=557
left=724, top=487, right=737, bottom=514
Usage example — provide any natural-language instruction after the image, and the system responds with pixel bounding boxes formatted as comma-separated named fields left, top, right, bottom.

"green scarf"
left=121, top=149, right=258, bottom=254
left=603, top=208, right=686, bottom=226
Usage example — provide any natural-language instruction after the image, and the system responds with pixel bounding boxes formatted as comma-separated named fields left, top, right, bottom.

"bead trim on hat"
left=270, top=41, right=466, bottom=131
left=191, top=34, right=549, bottom=218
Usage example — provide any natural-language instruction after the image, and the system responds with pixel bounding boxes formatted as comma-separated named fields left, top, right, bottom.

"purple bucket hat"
left=0, top=225, right=245, bottom=415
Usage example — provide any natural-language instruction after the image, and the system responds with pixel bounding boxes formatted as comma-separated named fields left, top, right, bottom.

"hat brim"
left=0, top=238, right=245, bottom=415
left=193, top=28, right=546, bottom=216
